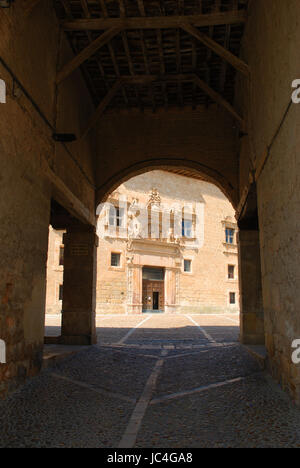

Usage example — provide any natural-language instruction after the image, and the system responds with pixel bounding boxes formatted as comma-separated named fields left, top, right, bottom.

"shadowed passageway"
left=1, top=314, right=300, bottom=448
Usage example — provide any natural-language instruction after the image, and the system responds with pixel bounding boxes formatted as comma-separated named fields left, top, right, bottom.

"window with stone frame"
left=59, top=284, right=63, bottom=301
left=229, top=292, right=236, bottom=305
left=225, top=228, right=235, bottom=244
left=228, top=265, right=235, bottom=279
left=59, top=246, right=64, bottom=266
left=111, top=252, right=121, bottom=267
left=109, top=206, right=125, bottom=228
left=184, top=259, right=192, bottom=273
left=182, top=218, right=193, bottom=238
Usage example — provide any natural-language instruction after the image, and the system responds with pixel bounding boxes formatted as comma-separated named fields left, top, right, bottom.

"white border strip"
left=118, top=353, right=165, bottom=448
left=150, top=376, right=246, bottom=404
left=117, top=315, right=152, bottom=345
left=185, top=315, right=216, bottom=343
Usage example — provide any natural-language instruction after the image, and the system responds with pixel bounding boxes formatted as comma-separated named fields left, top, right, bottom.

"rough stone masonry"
left=0, top=0, right=300, bottom=405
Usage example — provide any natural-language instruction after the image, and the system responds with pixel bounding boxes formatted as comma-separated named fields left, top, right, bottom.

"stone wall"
left=96, top=238, right=128, bottom=314
left=0, top=4, right=96, bottom=397
left=45, top=228, right=64, bottom=315
left=237, top=0, right=300, bottom=400
left=95, top=106, right=239, bottom=208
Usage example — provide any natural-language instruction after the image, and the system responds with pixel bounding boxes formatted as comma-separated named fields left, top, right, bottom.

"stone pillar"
left=61, top=223, right=98, bottom=345
left=238, top=230, right=265, bottom=345
left=127, top=265, right=143, bottom=314
left=164, top=268, right=177, bottom=314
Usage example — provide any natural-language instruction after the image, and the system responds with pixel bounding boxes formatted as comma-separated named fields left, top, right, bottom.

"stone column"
left=164, top=267, right=177, bottom=313
left=238, top=230, right=265, bottom=345
left=61, top=223, right=98, bottom=345
left=127, top=265, right=143, bottom=314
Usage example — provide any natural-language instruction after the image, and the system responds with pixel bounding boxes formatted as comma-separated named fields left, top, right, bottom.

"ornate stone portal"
left=126, top=239, right=181, bottom=314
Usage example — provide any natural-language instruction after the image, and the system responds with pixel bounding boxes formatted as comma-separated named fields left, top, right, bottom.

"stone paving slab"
left=45, top=314, right=62, bottom=337
left=3, top=313, right=299, bottom=448
left=43, top=344, right=90, bottom=369
left=52, top=346, right=155, bottom=400
left=154, top=345, right=260, bottom=396
left=99, top=346, right=164, bottom=359
left=136, top=374, right=300, bottom=448
left=0, top=371, right=134, bottom=448
left=96, top=315, right=152, bottom=344
left=187, top=315, right=240, bottom=342
left=126, top=315, right=210, bottom=345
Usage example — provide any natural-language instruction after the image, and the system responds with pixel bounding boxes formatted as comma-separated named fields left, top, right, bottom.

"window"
left=182, top=218, right=193, bottom=238
left=111, top=252, right=121, bottom=267
left=228, top=265, right=235, bottom=279
left=143, top=267, right=164, bottom=281
left=229, top=292, right=236, bottom=305
left=59, top=284, right=63, bottom=301
left=184, top=259, right=192, bottom=273
left=59, top=246, right=64, bottom=266
left=109, top=206, right=124, bottom=227
left=225, top=228, right=235, bottom=244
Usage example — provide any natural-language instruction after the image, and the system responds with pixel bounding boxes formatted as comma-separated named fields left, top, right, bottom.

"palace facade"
left=46, top=171, right=239, bottom=315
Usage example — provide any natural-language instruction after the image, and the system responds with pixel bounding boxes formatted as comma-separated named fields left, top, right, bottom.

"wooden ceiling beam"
left=181, top=22, right=250, bottom=76
left=118, top=0, right=143, bottom=111
left=121, top=74, right=195, bottom=84
left=23, top=0, right=43, bottom=14
left=80, top=79, right=122, bottom=139
left=79, top=74, right=245, bottom=131
left=79, top=0, right=110, bottom=93
left=137, top=0, right=157, bottom=112
left=193, top=74, right=245, bottom=130
left=137, top=0, right=146, bottom=17
left=61, top=11, right=247, bottom=30
left=99, top=0, right=129, bottom=107
left=58, top=0, right=99, bottom=103
left=56, top=26, right=123, bottom=84
left=219, top=0, right=238, bottom=92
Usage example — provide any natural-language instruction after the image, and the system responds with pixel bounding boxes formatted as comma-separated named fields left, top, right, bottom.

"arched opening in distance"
left=95, top=159, right=238, bottom=210
left=92, top=167, right=241, bottom=347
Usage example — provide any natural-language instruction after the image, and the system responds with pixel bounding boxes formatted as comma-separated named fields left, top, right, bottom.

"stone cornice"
left=127, top=238, right=181, bottom=256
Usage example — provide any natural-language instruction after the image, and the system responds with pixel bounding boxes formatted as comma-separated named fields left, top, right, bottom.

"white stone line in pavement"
left=99, top=342, right=237, bottom=351
left=165, top=344, right=238, bottom=360
left=118, top=350, right=167, bottom=448
left=150, top=376, right=248, bottom=405
left=117, top=315, right=152, bottom=345
left=51, top=372, right=136, bottom=404
left=185, top=315, right=217, bottom=343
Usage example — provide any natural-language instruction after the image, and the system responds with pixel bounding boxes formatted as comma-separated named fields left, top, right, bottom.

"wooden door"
left=142, top=280, right=164, bottom=311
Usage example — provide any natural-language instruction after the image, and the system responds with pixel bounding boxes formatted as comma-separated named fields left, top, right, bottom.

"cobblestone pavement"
left=1, top=314, right=300, bottom=448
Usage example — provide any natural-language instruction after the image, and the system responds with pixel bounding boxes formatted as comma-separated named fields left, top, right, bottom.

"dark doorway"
left=153, top=292, right=159, bottom=310
left=142, top=267, right=165, bottom=313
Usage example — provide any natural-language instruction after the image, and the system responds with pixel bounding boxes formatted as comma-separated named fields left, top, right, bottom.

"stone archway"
left=96, top=158, right=238, bottom=209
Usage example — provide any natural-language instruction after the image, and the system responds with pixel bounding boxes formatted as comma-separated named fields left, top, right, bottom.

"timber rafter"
left=81, top=73, right=245, bottom=138
left=54, top=0, right=249, bottom=120
left=61, top=11, right=247, bottom=31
